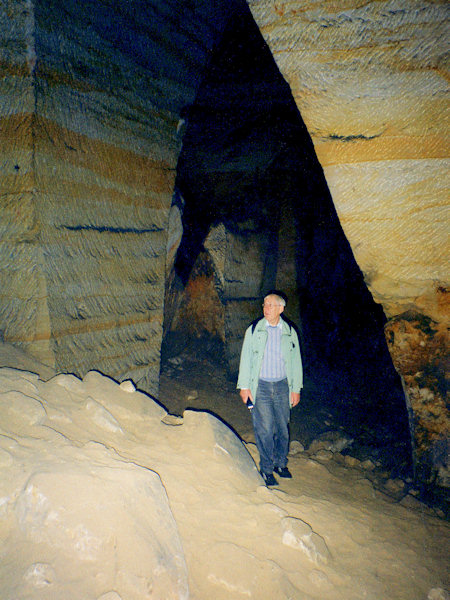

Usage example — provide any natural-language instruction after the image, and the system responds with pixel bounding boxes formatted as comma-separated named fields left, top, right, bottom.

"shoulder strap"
left=251, top=317, right=261, bottom=334
left=280, top=316, right=292, bottom=334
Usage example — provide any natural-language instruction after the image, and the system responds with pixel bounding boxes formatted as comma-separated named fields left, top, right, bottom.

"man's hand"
left=291, top=392, right=301, bottom=407
left=239, top=388, right=253, bottom=404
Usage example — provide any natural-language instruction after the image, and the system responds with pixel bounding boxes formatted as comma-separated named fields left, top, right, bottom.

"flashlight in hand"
left=246, top=399, right=254, bottom=410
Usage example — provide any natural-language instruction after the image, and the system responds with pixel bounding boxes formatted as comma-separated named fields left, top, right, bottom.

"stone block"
left=182, top=409, right=261, bottom=487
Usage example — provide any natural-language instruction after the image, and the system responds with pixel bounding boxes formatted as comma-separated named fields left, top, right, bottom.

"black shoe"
left=260, top=471, right=279, bottom=486
left=274, top=466, right=292, bottom=478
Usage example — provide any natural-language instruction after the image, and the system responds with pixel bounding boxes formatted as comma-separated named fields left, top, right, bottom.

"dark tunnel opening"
left=164, top=3, right=413, bottom=477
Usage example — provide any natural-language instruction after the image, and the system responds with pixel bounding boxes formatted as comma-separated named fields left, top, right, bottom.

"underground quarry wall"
left=0, top=1, right=448, bottom=495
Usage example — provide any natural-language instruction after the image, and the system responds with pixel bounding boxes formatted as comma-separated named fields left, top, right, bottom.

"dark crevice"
left=62, top=224, right=164, bottom=234
left=170, top=2, right=413, bottom=477
left=326, top=132, right=382, bottom=141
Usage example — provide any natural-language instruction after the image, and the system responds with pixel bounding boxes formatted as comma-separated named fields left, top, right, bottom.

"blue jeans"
left=252, top=378, right=290, bottom=475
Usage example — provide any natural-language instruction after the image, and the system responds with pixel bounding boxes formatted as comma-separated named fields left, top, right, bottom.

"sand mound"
left=0, top=364, right=448, bottom=599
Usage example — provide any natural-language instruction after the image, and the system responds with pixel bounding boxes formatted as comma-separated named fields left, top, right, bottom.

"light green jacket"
left=237, top=317, right=303, bottom=406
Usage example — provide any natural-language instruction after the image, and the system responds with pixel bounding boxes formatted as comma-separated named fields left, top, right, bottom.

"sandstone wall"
left=247, top=0, right=448, bottom=322
left=164, top=222, right=270, bottom=374
left=205, top=223, right=271, bottom=373
left=0, top=0, right=228, bottom=395
left=248, top=0, right=449, bottom=485
left=0, top=0, right=52, bottom=363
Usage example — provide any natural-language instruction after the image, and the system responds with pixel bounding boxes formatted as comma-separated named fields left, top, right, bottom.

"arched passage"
left=162, top=3, right=412, bottom=476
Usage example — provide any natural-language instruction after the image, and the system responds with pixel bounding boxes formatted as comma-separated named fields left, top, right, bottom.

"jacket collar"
left=263, top=318, right=282, bottom=329
left=256, top=316, right=289, bottom=333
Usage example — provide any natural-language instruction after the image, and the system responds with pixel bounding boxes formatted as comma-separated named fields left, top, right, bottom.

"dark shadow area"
left=166, top=2, right=413, bottom=478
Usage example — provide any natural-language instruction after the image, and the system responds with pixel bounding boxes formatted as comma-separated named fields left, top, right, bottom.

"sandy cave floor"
left=0, top=342, right=448, bottom=600
left=159, top=352, right=449, bottom=600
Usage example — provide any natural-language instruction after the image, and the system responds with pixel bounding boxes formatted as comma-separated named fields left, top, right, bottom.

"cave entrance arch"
left=162, top=3, right=412, bottom=476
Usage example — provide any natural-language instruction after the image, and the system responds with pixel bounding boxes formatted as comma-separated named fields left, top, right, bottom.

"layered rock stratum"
left=248, top=0, right=448, bottom=320
left=0, top=0, right=229, bottom=396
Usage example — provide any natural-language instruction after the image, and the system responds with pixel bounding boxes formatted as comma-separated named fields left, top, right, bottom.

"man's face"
left=263, top=295, right=284, bottom=325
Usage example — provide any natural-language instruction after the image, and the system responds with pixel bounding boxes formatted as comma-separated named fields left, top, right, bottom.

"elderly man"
left=237, top=292, right=303, bottom=486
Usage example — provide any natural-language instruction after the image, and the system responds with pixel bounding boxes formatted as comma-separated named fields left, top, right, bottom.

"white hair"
left=264, top=293, right=286, bottom=307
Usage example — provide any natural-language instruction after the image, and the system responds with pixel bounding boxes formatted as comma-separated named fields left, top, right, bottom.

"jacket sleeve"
left=291, top=328, right=303, bottom=393
left=236, top=325, right=253, bottom=390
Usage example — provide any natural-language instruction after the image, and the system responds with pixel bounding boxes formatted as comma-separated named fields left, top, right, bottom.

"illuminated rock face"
left=0, top=0, right=227, bottom=395
left=248, top=0, right=449, bottom=486
left=247, top=0, right=448, bottom=322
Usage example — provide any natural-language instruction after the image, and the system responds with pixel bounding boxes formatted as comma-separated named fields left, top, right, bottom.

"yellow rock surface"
left=248, top=0, right=449, bottom=323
